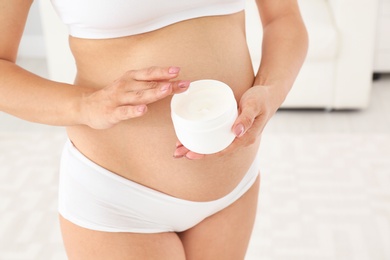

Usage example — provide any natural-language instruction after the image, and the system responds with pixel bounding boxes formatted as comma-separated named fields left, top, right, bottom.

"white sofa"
left=39, top=0, right=379, bottom=110
left=246, top=0, right=379, bottom=109
left=374, top=0, right=390, bottom=74
left=39, top=0, right=76, bottom=85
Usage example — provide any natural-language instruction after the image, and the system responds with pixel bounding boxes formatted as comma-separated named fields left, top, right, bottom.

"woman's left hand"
left=173, top=85, right=279, bottom=160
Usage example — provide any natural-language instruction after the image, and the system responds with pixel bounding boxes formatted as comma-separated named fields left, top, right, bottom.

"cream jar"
left=171, top=79, right=238, bottom=154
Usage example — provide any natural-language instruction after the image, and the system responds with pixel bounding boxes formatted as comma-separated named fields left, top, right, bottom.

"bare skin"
left=0, top=0, right=308, bottom=259
left=66, top=11, right=258, bottom=202
left=60, top=176, right=260, bottom=260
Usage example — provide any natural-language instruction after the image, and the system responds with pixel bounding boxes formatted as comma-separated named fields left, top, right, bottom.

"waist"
left=66, top=12, right=259, bottom=200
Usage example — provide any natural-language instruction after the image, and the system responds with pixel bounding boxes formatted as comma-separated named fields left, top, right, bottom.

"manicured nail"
left=137, top=105, right=146, bottom=113
left=178, top=81, right=191, bottom=88
left=169, top=67, right=180, bottom=74
left=185, top=154, right=194, bottom=160
left=234, top=124, right=245, bottom=137
left=160, top=83, right=171, bottom=92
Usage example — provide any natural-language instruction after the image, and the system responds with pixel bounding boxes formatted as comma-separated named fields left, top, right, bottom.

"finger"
left=115, top=81, right=171, bottom=105
left=185, top=151, right=205, bottom=160
left=232, top=102, right=259, bottom=138
left=119, top=80, right=190, bottom=105
left=173, top=143, right=205, bottom=160
left=112, top=105, right=147, bottom=121
left=173, top=144, right=189, bottom=158
left=171, top=80, right=191, bottom=94
left=120, top=79, right=190, bottom=93
left=126, top=66, right=181, bottom=81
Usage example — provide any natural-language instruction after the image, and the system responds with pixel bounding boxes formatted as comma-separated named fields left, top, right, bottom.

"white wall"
left=18, top=1, right=46, bottom=58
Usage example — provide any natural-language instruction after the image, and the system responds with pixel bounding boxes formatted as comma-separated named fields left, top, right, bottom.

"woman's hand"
left=80, top=66, right=190, bottom=129
left=173, top=85, right=280, bottom=160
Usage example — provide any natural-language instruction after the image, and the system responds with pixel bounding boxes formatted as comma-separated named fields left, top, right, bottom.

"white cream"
left=175, top=88, right=231, bottom=121
left=171, top=79, right=238, bottom=154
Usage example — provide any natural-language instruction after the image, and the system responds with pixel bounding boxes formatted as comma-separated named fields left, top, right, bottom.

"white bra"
left=50, top=0, right=246, bottom=39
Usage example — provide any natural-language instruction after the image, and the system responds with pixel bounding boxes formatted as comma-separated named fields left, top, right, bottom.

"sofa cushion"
left=299, top=0, right=339, bottom=61
left=245, top=0, right=338, bottom=63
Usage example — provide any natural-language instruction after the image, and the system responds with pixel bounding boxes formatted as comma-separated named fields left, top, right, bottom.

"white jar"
left=171, top=79, right=238, bottom=154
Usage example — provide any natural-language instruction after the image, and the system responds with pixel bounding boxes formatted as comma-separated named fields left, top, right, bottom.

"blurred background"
left=0, top=0, right=389, bottom=259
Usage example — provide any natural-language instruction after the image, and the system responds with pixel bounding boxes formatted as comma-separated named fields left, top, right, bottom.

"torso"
left=66, top=11, right=260, bottom=201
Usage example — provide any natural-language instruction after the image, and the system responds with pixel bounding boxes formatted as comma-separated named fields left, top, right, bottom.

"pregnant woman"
left=0, top=0, right=308, bottom=259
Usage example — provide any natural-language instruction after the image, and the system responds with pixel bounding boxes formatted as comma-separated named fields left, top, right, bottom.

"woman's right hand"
left=79, top=66, right=190, bottom=129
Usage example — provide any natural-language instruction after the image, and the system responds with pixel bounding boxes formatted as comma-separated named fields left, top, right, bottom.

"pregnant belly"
left=66, top=13, right=260, bottom=201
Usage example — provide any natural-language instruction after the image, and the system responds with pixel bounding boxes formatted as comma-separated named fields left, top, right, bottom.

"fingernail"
left=178, top=81, right=191, bottom=88
left=234, top=124, right=245, bottom=137
left=173, top=154, right=184, bottom=159
left=169, top=67, right=180, bottom=74
left=160, top=83, right=171, bottom=92
left=137, top=105, right=146, bottom=113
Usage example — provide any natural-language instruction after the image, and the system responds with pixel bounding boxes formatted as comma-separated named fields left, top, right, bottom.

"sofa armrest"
left=327, top=0, right=379, bottom=109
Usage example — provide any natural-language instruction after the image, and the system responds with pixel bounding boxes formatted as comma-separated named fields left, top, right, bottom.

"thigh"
left=178, top=174, right=260, bottom=260
left=59, top=216, right=186, bottom=260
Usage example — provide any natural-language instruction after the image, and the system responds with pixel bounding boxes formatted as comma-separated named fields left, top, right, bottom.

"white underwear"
left=58, top=140, right=260, bottom=233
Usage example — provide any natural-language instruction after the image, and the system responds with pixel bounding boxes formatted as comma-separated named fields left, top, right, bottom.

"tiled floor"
left=1, top=58, right=389, bottom=259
